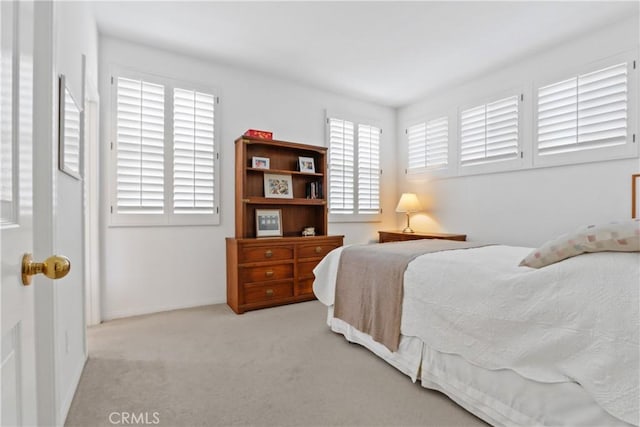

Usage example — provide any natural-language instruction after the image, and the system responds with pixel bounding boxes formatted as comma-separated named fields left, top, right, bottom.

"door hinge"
left=405, top=129, right=408, bottom=134
left=380, top=169, right=383, bottom=175
left=216, top=96, right=220, bottom=104
left=634, top=60, right=636, bottom=70
left=110, top=141, right=114, bottom=150
left=405, top=168, right=407, bottom=174
left=111, top=76, right=114, bottom=85
left=379, top=129, right=382, bottom=134
left=633, top=134, right=636, bottom=143
left=520, top=151, right=524, bottom=158
left=216, top=207, right=219, bottom=214
left=110, top=206, right=113, bottom=214
left=216, top=152, right=219, bottom=160
left=520, top=94, right=524, bottom=101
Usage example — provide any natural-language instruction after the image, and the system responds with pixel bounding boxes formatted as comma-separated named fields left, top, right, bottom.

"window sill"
left=329, top=213, right=382, bottom=223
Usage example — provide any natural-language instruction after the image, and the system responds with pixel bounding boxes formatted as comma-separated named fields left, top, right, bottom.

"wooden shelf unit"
left=235, top=136, right=330, bottom=238
left=227, top=136, right=343, bottom=314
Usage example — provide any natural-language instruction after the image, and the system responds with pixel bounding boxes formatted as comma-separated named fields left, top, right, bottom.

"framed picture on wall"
left=264, top=173, right=293, bottom=199
left=58, top=74, right=83, bottom=180
left=633, top=174, right=640, bottom=219
left=256, top=209, right=282, bottom=237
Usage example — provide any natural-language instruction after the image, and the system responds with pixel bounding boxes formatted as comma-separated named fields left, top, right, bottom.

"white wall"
left=99, top=37, right=397, bottom=320
left=397, top=17, right=640, bottom=247
left=53, top=1, right=98, bottom=423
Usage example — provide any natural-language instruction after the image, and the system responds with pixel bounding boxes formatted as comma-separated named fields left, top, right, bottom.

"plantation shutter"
left=407, top=122, right=427, bottom=171
left=461, top=96, right=519, bottom=166
left=173, top=88, right=216, bottom=214
left=426, top=117, right=448, bottom=168
left=357, top=124, right=380, bottom=213
left=328, top=118, right=355, bottom=214
left=407, top=117, right=448, bottom=172
left=538, top=62, right=627, bottom=155
left=116, top=77, right=165, bottom=214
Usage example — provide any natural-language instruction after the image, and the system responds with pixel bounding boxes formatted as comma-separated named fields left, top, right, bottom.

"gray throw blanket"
left=333, top=239, right=488, bottom=352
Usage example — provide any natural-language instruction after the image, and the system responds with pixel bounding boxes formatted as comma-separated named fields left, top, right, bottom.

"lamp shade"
left=395, top=193, right=422, bottom=213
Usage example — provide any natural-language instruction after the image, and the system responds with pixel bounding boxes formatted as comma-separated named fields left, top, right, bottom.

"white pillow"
left=520, top=219, right=640, bottom=268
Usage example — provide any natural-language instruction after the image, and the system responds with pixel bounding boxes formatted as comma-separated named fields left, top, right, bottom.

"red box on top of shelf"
left=244, top=129, right=273, bottom=140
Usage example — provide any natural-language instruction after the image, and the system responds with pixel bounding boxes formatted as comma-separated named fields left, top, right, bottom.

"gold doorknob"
left=21, top=253, right=70, bottom=286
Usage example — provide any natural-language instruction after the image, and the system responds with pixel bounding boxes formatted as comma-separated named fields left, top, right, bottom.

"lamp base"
left=402, top=212, right=414, bottom=233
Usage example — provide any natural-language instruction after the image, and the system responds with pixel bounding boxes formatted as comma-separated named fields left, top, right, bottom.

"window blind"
left=407, top=117, right=448, bottom=172
left=460, top=96, right=519, bottom=166
left=116, top=77, right=165, bottom=214
left=407, top=122, right=427, bottom=171
left=328, top=118, right=355, bottom=214
left=357, top=124, right=380, bottom=213
left=538, top=62, right=627, bottom=155
left=173, top=88, right=215, bottom=214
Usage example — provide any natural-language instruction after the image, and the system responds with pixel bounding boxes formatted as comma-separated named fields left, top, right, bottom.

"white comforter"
left=313, top=245, right=640, bottom=425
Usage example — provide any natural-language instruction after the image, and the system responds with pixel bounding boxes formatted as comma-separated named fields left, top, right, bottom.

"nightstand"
left=378, top=230, right=467, bottom=243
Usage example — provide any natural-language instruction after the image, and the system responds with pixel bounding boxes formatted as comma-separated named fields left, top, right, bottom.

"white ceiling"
left=91, top=1, right=639, bottom=107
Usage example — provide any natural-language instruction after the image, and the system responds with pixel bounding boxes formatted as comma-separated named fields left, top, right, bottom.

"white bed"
left=313, top=244, right=639, bottom=426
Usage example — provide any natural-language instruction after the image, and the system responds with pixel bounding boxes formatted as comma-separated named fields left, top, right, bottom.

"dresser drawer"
left=296, top=278, right=314, bottom=296
left=239, top=245, right=293, bottom=263
left=240, top=264, right=293, bottom=283
left=243, top=281, right=293, bottom=304
left=298, top=260, right=318, bottom=279
left=298, top=242, right=340, bottom=259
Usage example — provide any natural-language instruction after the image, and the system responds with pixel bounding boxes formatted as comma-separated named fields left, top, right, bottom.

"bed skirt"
left=327, top=307, right=632, bottom=427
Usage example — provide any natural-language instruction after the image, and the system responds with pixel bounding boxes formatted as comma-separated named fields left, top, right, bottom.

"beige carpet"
left=65, top=301, right=486, bottom=427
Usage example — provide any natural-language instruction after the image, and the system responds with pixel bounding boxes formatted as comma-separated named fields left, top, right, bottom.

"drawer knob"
left=265, top=289, right=274, bottom=297
left=315, top=246, right=322, bottom=254
left=265, top=250, right=273, bottom=258
left=265, top=270, right=274, bottom=278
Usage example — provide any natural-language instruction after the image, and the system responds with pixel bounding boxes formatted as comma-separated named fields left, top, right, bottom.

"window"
left=173, top=88, right=216, bottom=214
left=536, top=61, right=634, bottom=164
left=407, top=116, right=448, bottom=173
left=357, top=124, right=380, bottom=214
left=111, top=71, right=219, bottom=226
left=327, top=116, right=381, bottom=219
left=460, top=95, right=520, bottom=169
left=115, top=77, right=165, bottom=214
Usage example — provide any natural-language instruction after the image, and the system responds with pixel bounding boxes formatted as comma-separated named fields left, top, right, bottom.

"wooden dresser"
left=226, top=136, right=343, bottom=313
left=378, top=230, right=467, bottom=243
left=226, top=235, right=342, bottom=314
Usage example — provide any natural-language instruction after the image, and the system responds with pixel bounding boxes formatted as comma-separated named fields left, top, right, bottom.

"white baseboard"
left=101, top=298, right=225, bottom=322
left=59, top=351, right=88, bottom=425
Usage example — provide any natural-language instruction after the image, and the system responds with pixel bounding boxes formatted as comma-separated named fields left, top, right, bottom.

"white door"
left=1, top=0, right=46, bottom=425
left=1, top=0, right=37, bottom=424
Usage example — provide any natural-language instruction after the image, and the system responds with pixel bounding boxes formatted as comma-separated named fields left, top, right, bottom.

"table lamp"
left=395, top=193, right=422, bottom=233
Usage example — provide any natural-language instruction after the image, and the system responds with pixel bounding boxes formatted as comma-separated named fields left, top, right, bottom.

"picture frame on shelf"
left=298, top=156, right=315, bottom=173
left=252, top=156, right=270, bottom=169
left=264, top=173, right=293, bottom=199
left=256, top=209, right=282, bottom=237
